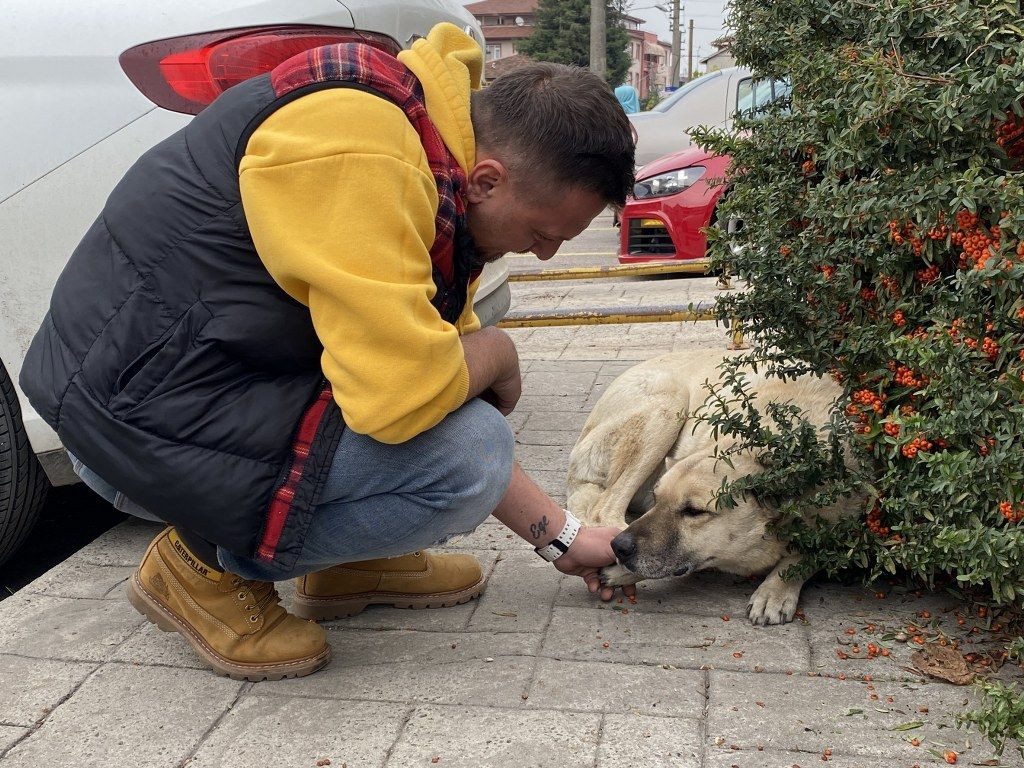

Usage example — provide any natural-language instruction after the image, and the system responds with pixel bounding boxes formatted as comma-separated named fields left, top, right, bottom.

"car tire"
left=0, top=360, right=49, bottom=568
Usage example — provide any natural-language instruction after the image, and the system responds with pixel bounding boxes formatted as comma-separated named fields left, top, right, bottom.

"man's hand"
left=462, top=327, right=522, bottom=414
left=480, top=365, right=522, bottom=415
left=554, top=525, right=638, bottom=602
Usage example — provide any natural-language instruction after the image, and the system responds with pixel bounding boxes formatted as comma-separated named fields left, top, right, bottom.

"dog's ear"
left=744, top=487, right=785, bottom=521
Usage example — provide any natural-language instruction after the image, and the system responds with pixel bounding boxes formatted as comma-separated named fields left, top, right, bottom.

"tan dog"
left=567, top=350, right=858, bottom=625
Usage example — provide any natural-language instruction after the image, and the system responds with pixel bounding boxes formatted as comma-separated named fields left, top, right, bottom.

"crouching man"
left=19, top=23, right=636, bottom=680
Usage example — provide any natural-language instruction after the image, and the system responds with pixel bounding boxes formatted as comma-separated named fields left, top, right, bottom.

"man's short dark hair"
left=471, top=63, right=636, bottom=207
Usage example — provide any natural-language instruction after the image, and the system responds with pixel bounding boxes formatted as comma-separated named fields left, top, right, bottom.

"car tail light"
left=120, top=26, right=401, bottom=115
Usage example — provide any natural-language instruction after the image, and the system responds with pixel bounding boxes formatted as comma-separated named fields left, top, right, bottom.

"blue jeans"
left=71, top=398, right=515, bottom=581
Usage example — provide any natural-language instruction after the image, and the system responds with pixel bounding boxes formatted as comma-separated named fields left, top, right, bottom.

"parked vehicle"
left=618, top=144, right=732, bottom=264
left=629, top=67, right=792, bottom=167
left=0, top=0, right=504, bottom=567
left=620, top=76, right=791, bottom=263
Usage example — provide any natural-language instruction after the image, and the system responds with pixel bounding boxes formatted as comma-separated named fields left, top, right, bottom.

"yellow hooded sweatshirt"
left=238, top=24, right=484, bottom=445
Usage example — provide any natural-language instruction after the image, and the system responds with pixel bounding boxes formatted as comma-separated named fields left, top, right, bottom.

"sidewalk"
left=1, top=281, right=1021, bottom=767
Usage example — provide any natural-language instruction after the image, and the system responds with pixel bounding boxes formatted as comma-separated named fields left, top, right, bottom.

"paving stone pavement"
left=2, top=217, right=1021, bottom=767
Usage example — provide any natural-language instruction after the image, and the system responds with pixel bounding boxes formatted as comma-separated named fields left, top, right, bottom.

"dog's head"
left=610, top=450, right=788, bottom=580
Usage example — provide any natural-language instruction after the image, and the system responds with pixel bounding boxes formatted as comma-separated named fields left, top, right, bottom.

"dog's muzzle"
left=611, top=531, right=637, bottom=568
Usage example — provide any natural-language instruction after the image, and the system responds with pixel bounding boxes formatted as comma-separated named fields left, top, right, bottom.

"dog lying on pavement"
left=567, top=350, right=859, bottom=625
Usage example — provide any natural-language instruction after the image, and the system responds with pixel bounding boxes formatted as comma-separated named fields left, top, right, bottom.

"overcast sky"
left=461, top=1, right=731, bottom=73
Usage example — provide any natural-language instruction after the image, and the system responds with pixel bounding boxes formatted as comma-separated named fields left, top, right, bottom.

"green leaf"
left=892, top=721, right=925, bottom=731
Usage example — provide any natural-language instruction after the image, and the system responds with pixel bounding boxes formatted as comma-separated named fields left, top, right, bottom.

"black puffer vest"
left=19, top=44, right=475, bottom=569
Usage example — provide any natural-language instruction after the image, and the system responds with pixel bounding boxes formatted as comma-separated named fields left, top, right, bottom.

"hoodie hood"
left=398, top=22, right=483, bottom=174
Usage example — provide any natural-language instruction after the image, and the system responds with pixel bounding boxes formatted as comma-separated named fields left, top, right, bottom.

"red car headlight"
left=632, top=166, right=706, bottom=200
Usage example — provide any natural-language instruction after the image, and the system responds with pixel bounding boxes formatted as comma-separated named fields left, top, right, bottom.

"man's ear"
left=465, top=158, right=507, bottom=204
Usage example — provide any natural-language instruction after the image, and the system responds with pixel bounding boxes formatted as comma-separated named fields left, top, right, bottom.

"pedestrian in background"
left=615, top=83, right=640, bottom=114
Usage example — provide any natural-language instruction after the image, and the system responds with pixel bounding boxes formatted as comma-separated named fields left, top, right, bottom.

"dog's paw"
left=599, top=563, right=642, bottom=588
left=746, top=580, right=800, bottom=626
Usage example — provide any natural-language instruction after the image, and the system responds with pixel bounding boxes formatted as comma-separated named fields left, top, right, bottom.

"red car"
left=618, top=145, right=731, bottom=264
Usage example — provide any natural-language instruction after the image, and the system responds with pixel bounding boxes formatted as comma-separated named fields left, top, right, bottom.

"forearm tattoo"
left=529, top=515, right=549, bottom=540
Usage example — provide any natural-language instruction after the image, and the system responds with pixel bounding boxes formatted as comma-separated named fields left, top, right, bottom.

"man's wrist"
left=534, top=509, right=581, bottom=562
left=527, top=507, right=566, bottom=549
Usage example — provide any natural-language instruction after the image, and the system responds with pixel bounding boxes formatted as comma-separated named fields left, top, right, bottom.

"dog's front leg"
left=746, top=554, right=805, bottom=626
left=599, top=563, right=643, bottom=588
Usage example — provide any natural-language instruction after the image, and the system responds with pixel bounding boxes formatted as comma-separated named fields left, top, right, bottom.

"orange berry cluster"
left=878, top=274, right=901, bottom=296
left=996, top=109, right=1024, bottom=165
left=902, top=435, right=932, bottom=458
left=906, top=325, right=929, bottom=342
left=859, top=287, right=876, bottom=302
left=852, top=388, right=884, bottom=413
left=915, top=264, right=940, bottom=284
left=951, top=211, right=1005, bottom=270
left=891, top=310, right=906, bottom=327
left=981, top=336, right=1000, bottom=361
left=883, top=421, right=900, bottom=437
left=998, top=501, right=1024, bottom=523
left=888, top=220, right=925, bottom=256
left=801, top=159, right=816, bottom=176
left=867, top=505, right=890, bottom=536
left=947, top=320, right=1005, bottom=363
left=894, top=365, right=927, bottom=389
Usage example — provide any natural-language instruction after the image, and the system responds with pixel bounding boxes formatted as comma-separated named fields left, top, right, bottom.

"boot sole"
left=291, top=575, right=487, bottom=621
left=127, top=573, right=331, bottom=682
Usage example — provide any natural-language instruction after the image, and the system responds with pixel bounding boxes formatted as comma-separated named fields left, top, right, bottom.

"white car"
left=0, top=0, right=510, bottom=565
left=629, top=67, right=790, bottom=166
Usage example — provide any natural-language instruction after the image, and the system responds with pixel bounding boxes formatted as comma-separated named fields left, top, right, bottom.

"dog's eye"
left=679, top=506, right=709, bottom=518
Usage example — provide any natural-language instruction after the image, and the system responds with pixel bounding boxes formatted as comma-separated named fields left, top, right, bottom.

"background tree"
left=694, top=0, right=1024, bottom=753
left=517, top=0, right=631, bottom=86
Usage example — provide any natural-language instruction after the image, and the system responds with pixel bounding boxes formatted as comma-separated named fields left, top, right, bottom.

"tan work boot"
left=292, top=551, right=486, bottom=620
left=127, top=527, right=330, bottom=681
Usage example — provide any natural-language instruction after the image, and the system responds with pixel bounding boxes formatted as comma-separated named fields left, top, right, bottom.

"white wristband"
left=534, top=509, right=582, bottom=562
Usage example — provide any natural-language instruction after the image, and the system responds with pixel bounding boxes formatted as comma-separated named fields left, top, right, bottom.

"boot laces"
left=231, top=576, right=280, bottom=622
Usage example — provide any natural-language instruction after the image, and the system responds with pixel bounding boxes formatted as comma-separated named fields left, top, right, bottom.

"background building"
left=699, top=35, right=735, bottom=72
left=466, top=0, right=673, bottom=98
left=622, top=15, right=673, bottom=99
left=467, top=0, right=538, bottom=62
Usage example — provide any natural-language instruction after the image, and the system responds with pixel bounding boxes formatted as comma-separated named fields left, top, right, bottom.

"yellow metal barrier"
left=498, top=302, right=717, bottom=329
left=508, top=261, right=710, bottom=282
left=500, top=260, right=748, bottom=346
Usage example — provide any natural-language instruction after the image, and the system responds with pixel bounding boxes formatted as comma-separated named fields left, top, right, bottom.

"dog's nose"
left=611, top=532, right=637, bottom=563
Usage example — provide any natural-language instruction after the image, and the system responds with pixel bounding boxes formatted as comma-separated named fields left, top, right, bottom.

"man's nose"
left=611, top=532, right=637, bottom=564
left=531, top=241, right=562, bottom=261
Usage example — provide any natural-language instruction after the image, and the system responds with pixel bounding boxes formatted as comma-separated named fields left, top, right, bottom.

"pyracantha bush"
left=693, top=0, right=1024, bottom=753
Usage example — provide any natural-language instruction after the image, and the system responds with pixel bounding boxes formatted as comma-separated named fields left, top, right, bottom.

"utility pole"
left=669, top=0, right=681, bottom=88
left=687, top=18, right=694, bottom=81
left=589, top=0, right=606, bottom=80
